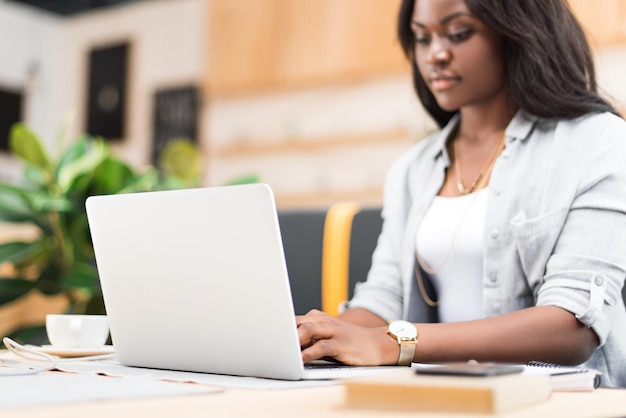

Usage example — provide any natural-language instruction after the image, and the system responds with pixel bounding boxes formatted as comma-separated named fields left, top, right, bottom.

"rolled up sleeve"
left=538, top=254, right=625, bottom=345
left=536, top=119, right=626, bottom=345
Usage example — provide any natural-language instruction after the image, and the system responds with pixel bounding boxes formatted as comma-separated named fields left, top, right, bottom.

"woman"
left=297, top=0, right=626, bottom=388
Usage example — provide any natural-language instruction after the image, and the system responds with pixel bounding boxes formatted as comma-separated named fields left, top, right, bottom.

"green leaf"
left=0, top=189, right=36, bottom=223
left=60, top=261, right=98, bottom=290
left=0, top=183, right=72, bottom=215
left=117, top=170, right=160, bottom=194
left=67, top=217, right=93, bottom=259
left=0, top=278, right=35, bottom=304
left=55, top=134, right=94, bottom=174
left=23, top=164, right=48, bottom=187
left=91, top=157, right=136, bottom=194
left=35, top=264, right=63, bottom=295
left=157, top=175, right=186, bottom=191
left=0, top=240, right=49, bottom=265
left=9, top=123, right=50, bottom=170
left=159, top=138, right=202, bottom=183
left=26, top=191, right=73, bottom=213
left=0, top=241, right=30, bottom=264
left=64, top=172, right=93, bottom=196
left=224, top=173, right=261, bottom=186
left=57, top=135, right=86, bottom=163
left=84, top=292, right=106, bottom=315
left=56, top=138, right=109, bottom=193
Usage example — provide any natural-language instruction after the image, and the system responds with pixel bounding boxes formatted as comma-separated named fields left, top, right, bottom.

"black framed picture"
left=152, top=85, right=200, bottom=167
left=85, top=42, right=129, bottom=140
left=0, top=87, right=23, bottom=152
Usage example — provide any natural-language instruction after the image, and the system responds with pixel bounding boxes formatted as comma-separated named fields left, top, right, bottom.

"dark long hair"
left=397, top=0, right=618, bottom=128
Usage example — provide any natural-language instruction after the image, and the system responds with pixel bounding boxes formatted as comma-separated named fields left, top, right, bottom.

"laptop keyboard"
left=304, top=362, right=356, bottom=371
left=302, top=360, right=401, bottom=379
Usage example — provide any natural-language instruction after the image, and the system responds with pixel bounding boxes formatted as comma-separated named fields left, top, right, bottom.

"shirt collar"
left=428, top=109, right=539, bottom=160
left=428, top=113, right=459, bottom=161
left=505, top=109, right=538, bottom=143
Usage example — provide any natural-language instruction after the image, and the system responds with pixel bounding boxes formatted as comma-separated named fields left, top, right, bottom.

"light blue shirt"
left=348, top=110, right=626, bottom=388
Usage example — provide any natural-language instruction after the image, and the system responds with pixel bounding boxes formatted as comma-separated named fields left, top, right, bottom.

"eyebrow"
left=412, top=11, right=473, bottom=28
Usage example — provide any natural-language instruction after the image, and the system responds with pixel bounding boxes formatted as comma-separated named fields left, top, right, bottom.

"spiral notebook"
left=413, top=361, right=601, bottom=392
left=522, top=361, right=601, bottom=391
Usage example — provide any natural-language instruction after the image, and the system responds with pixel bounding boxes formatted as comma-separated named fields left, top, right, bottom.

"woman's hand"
left=296, top=309, right=399, bottom=365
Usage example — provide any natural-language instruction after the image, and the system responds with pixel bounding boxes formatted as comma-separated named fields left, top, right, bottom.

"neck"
left=441, top=95, right=515, bottom=197
left=456, top=95, right=517, bottom=144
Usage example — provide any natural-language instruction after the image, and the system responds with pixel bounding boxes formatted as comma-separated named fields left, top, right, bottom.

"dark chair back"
left=277, top=209, right=327, bottom=315
left=348, top=207, right=383, bottom=300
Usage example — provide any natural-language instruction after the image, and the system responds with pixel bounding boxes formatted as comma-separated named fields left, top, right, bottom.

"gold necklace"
left=415, top=133, right=506, bottom=307
left=454, top=135, right=506, bottom=196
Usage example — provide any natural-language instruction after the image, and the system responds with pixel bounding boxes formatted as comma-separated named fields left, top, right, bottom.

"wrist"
left=380, top=326, right=402, bottom=365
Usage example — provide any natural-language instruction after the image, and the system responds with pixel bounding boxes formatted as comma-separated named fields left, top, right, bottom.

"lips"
left=429, top=74, right=461, bottom=91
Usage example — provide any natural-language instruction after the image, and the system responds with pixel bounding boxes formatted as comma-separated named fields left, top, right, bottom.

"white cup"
left=46, top=314, right=109, bottom=349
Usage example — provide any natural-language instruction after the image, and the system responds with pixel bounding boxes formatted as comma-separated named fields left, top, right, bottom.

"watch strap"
left=397, top=338, right=416, bottom=366
left=387, top=320, right=418, bottom=366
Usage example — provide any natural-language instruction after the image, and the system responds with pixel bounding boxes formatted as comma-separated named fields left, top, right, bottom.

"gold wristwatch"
left=386, top=320, right=418, bottom=366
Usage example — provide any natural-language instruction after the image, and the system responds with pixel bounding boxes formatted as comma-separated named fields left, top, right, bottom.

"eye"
left=448, top=28, right=474, bottom=43
left=414, top=34, right=430, bottom=46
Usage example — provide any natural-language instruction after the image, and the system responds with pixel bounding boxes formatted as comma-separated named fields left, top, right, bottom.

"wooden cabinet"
left=206, top=1, right=626, bottom=97
left=207, top=0, right=407, bottom=96
left=569, top=0, right=626, bottom=47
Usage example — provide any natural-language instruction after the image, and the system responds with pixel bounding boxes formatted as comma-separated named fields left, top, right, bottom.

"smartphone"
left=414, top=362, right=525, bottom=377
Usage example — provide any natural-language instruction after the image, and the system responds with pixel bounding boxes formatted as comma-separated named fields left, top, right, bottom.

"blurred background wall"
left=1, top=0, right=625, bottom=209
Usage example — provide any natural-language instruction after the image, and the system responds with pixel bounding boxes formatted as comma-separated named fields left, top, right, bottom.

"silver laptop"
left=86, top=183, right=397, bottom=380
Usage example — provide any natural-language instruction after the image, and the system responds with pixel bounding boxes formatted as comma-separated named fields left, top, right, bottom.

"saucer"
left=37, top=345, right=115, bottom=358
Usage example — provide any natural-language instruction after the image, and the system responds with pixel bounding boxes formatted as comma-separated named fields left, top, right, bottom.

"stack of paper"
left=523, top=361, right=601, bottom=391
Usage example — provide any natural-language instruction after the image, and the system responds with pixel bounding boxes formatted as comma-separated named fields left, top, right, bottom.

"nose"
left=426, top=36, right=451, bottom=66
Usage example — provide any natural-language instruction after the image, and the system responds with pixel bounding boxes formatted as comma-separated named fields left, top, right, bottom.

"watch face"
left=389, top=320, right=417, bottom=339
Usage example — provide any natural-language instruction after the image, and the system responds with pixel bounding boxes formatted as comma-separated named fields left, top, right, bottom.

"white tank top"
left=415, top=188, right=488, bottom=323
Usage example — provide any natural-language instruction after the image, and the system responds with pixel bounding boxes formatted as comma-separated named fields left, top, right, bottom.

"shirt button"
left=489, top=272, right=498, bottom=283
left=490, top=229, right=499, bottom=239
left=493, top=189, right=501, bottom=196
left=594, top=275, right=604, bottom=286
left=502, top=149, right=510, bottom=158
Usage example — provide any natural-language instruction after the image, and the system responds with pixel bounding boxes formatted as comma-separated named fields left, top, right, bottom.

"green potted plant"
left=0, top=124, right=204, bottom=342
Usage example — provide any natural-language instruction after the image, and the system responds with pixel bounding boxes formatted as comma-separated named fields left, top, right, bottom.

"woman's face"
left=411, top=0, right=507, bottom=112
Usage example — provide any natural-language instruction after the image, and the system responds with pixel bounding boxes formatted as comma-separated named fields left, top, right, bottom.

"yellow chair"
left=321, top=203, right=383, bottom=315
